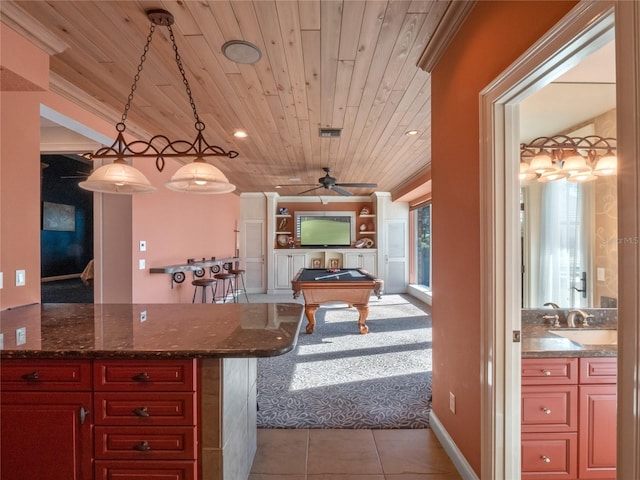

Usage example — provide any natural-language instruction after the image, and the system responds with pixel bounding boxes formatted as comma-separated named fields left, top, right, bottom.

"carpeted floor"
left=256, top=294, right=432, bottom=429
left=41, top=278, right=94, bottom=303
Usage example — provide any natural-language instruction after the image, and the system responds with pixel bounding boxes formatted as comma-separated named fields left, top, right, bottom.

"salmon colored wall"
left=131, top=158, right=240, bottom=303
left=0, top=93, right=43, bottom=309
left=430, top=1, right=577, bottom=474
left=0, top=24, right=49, bottom=90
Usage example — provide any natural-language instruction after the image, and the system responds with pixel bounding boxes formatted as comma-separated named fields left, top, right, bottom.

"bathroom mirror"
left=519, top=40, right=618, bottom=309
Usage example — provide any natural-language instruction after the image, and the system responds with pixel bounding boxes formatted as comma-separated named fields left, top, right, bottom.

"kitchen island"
left=0, top=302, right=304, bottom=480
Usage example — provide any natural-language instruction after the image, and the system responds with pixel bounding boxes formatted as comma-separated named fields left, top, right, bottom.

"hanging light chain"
left=167, top=23, right=202, bottom=129
left=121, top=22, right=156, bottom=126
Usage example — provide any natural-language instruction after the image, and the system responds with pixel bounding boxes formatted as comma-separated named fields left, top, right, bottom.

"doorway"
left=478, top=3, right=628, bottom=478
left=40, top=153, right=94, bottom=303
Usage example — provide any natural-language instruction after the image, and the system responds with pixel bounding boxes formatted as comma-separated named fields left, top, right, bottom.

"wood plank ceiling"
left=4, top=1, right=451, bottom=196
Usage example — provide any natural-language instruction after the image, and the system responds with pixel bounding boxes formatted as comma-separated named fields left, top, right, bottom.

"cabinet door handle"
left=133, top=440, right=151, bottom=452
left=132, top=372, right=151, bottom=382
left=541, top=455, right=551, bottom=463
left=133, top=407, right=150, bottom=417
left=21, top=371, right=39, bottom=381
left=541, top=369, right=551, bottom=376
left=542, top=408, right=552, bottom=415
left=79, top=406, right=90, bottom=425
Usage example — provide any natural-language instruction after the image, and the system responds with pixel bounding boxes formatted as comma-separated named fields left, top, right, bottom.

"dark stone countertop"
left=0, top=303, right=304, bottom=359
left=522, top=324, right=617, bottom=358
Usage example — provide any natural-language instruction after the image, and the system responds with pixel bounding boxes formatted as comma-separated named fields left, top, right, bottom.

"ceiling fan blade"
left=297, top=185, right=324, bottom=195
left=334, top=182, right=378, bottom=188
left=330, top=185, right=353, bottom=196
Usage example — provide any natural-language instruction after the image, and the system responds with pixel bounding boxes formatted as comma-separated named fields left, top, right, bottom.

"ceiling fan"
left=287, top=167, right=377, bottom=196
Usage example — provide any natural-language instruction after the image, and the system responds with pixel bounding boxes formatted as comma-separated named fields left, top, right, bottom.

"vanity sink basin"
left=549, top=329, right=617, bottom=346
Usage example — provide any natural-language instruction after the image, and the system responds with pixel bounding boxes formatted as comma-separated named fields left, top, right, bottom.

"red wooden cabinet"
left=0, top=359, right=93, bottom=480
left=93, top=359, right=198, bottom=477
left=522, top=357, right=617, bottom=480
left=578, top=357, right=617, bottom=480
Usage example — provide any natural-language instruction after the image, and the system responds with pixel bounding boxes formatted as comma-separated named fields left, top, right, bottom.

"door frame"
left=479, top=1, right=640, bottom=478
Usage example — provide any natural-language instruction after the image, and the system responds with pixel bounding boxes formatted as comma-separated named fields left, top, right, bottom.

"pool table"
left=291, top=268, right=379, bottom=334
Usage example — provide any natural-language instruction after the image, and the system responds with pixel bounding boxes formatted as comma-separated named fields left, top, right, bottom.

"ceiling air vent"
left=319, top=128, right=342, bottom=138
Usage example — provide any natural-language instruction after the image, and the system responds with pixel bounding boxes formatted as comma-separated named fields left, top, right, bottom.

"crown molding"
left=0, top=2, right=68, bottom=55
left=417, top=0, right=476, bottom=73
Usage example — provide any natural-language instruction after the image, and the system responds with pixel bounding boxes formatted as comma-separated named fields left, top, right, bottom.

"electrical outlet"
left=597, top=267, right=606, bottom=282
left=139, top=259, right=146, bottom=270
left=16, top=327, right=26, bottom=346
left=140, top=310, right=147, bottom=322
left=15, top=269, right=26, bottom=287
left=139, top=240, right=147, bottom=252
left=449, top=392, right=456, bottom=414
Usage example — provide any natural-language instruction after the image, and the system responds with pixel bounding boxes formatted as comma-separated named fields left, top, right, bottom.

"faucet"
left=542, top=302, right=561, bottom=327
left=567, top=309, right=594, bottom=327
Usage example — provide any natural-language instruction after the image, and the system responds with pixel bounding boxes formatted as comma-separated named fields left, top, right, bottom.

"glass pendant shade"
left=526, top=153, right=556, bottom=174
left=561, top=152, right=591, bottom=175
left=593, top=153, right=617, bottom=175
left=538, top=169, right=567, bottom=183
left=567, top=171, right=597, bottom=183
left=519, top=162, right=537, bottom=182
left=165, top=159, right=236, bottom=194
left=79, top=160, right=156, bottom=194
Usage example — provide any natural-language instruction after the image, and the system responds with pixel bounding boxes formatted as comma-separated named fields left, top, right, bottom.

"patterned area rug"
left=256, top=294, right=432, bottom=429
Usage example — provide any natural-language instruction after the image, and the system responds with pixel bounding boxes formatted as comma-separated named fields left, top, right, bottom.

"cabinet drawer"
left=94, top=360, right=196, bottom=391
left=94, top=392, right=196, bottom=426
left=94, top=426, right=196, bottom=460
left=95, top=460, right=196, bottom=480
left=522, top=386, right=578, bottom=433
left=579, top=357, right=617, bottom=384
left=522, top=432, right=577, bottom=479
left=0, top=360, right=92, bottom=391
left=522, top=358, right=578, bottom=385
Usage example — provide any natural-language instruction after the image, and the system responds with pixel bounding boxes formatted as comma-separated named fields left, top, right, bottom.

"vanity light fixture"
left=520, top=135, right=616, bottom=183
left=80, top=9, right=238, bottom=195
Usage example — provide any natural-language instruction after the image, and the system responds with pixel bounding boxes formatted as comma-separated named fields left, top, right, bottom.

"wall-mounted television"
left=296, top=211, right=355, bottom=247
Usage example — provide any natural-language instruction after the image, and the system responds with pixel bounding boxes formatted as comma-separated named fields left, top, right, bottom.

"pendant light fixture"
left=80, top=9, right=238, bottom=195
left=520, top=135, right=616, bottom=184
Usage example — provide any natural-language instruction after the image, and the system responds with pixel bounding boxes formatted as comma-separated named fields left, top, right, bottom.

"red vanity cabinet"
left=578, top=357, right=617, bottom=480
left=522, top=358, right=579, bottom=479
left=93, top=359, right=198, bottom=480
left=0, top=360, right=93, bottom=480
left=522, top=357, right=617, bottom=480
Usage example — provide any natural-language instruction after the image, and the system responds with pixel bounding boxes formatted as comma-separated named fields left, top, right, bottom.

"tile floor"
left=249, top=428, right=462, bottom=479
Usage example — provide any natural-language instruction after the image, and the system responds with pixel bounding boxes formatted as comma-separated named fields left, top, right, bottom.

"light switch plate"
left=0, top=271, right=3, bottom=289
left=16, top=269, right=25, bottom=286
left=16, top=327, right=26, bottom=346
left=139, top=240, right=147, bottom=252
left=139, top=259, right=146, bottom=270
left=140, top=310, right=147, bottom=322
left=597, top=267, right=606, bottom=282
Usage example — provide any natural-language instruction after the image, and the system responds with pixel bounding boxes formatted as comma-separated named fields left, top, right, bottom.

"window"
left=415, top=203, right=432, bottom=288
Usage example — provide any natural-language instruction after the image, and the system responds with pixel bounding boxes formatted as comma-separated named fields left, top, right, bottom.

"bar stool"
left=213, top=272, right=235, bottom=303
left=229, top=268, right=249, bottom=303
left=192, top=278, right=217, bottom=303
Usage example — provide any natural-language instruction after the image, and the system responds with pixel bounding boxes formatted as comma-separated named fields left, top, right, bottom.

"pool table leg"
left=304, top=304, right=318, bottom=334
left=355, top=305, right=369, bottom=334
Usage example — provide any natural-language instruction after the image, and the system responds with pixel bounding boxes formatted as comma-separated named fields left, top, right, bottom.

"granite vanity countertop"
left=522, top=324, right=617, bottom=358
left=0, top=303, right=304, bottom=359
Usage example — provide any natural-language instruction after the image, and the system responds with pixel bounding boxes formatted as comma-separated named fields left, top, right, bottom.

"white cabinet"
left=344, top=251, right=377, bottom=275
left=274, top=252, right=307, bottom=290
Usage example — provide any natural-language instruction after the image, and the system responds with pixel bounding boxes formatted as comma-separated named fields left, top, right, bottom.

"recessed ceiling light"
left=222, top=40, right=262, bottom=64
left=288, top=177, right=301, bottom=182
left=233, top=130, right=248, bottom=138
left=275, top=185, right=282, bottom=189
left=405, top=130, right=419, bottom=136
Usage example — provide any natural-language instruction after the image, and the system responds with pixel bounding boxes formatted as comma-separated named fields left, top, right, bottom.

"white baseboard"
left=429, top=411, right=479, bottom=480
